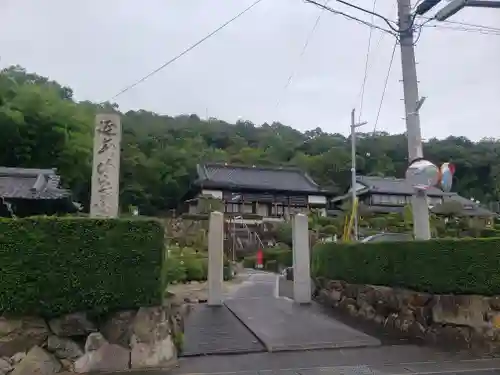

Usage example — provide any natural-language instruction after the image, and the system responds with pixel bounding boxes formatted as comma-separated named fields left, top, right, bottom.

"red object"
left=448, top=163, right=456, bottom=175
left=256, top=249, right=263, bottom=267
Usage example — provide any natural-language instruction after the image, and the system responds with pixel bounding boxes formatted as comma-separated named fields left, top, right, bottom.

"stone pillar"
left=292, top=213, right=311, bottom=304
left=208, top=211, right=224, bottom=306
left=90, top=114, right=122, bottom=218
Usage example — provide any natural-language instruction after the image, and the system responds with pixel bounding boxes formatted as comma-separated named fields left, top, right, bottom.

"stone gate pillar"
left=292, top=213, right=311, bottom=304
left=208, top=211, right=224, bottom=306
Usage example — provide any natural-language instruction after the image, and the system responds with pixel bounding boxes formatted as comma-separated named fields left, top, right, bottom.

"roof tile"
left=0, top=167, right=71, bottom=200
left=356, top=175, right=446, bottom=196
left=197, top=163, right=324, bottom=193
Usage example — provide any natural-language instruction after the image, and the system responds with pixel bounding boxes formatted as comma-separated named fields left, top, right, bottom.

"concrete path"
left=181, top=304, right=265, bottom=356
left=181, top=270, right=271, bottom=356
left=224, top=272, right=381, bottom=352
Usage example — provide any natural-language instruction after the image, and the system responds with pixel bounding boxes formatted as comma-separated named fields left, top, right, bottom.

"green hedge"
left=0, top=217, right=164, bottom=317
left=264, top=248, right=292, bottom=268
left=242, top=248, right=293, bottom=272
left=312, top=238, right=500, bottom=295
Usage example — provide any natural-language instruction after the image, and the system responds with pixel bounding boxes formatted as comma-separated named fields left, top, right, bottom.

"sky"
left=0, top=0, right=499, bottom=141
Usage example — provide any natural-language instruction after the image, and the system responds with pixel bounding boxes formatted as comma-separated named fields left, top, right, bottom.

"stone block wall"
left=0, top=304, right=185, bottom=375
left=315, top=278, right=500, bottom=352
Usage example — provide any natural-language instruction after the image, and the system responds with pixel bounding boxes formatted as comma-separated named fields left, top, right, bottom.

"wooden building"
left=184, top=163, right=335, bottom=222
left=329, top=175, right=495, bottom=218
left=0, top=167, right=78, bottom=217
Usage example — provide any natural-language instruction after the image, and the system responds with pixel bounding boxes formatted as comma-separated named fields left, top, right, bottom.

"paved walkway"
left=182, top=271, right=380, bottom=355
left=225, top=273, right=380, bottom=352
left=182, top=304, right=264, bottom=356
left=124, top=270, right=500, bottom=375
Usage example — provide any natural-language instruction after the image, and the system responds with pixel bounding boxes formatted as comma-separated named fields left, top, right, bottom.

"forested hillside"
left=1, top=65, right=499, bottom=215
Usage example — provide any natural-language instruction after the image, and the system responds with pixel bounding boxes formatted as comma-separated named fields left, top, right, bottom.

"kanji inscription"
left=90, top=114, right=122, bottom=218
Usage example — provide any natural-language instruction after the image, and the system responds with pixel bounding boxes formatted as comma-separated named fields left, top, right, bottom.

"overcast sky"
left=1, top=0, right=499, bottom=141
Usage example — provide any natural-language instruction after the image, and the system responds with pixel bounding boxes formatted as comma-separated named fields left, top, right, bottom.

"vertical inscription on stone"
left=90, top=114, right=122, bottom=218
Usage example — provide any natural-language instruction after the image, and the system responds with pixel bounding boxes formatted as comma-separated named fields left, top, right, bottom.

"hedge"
left=265, top=248, right=292, bottom=268
left=242, top=248, right=293, bottom=272
left=0, top=217, right=164, bottom=317
left=312, top=238, right=500, bottom=296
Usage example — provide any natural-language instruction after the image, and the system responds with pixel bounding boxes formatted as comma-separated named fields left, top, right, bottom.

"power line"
left=108, top=0, right=265, bottom=101
left=418, top=15, right=500, bottom=33
left=357, top=0, right=379, bottom=122
left=373, top=39, right=397, bottom=134
left=276, top=1, right=328, bottom=110
left=330, top=0, right=402, bottom=32
left=303, top=0, right=397, bottom=36
left=422, top=23, right=500, bottom=35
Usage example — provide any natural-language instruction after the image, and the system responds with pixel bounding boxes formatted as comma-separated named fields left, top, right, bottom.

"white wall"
left=201, top=189, right=223, bottom=199
left=308, top=195, right=326, bottom=205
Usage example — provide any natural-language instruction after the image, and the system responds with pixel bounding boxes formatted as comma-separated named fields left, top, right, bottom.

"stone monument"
left=90, top=114, right=122, bottom=218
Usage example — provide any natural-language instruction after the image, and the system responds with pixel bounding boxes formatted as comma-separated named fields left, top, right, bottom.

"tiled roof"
left=439, top=194, right=495, bottom=217
left=196, top=163, right=328, bottom=193
left=356, top=175, right=495, bottom=217
left=0, top=167, right=71, bottom=200
left=356, top=175, right=447, bottom=196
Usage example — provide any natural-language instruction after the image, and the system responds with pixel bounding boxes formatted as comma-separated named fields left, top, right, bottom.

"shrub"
left=184, top=256, right=207, bottom=281
left=163, top=256, right=187, bottom=285
left=264, top=248, right=292, bottom=268
left=223, top=265, right=233, bottom=281
left=163, top=245, right=208, bottom=283
left=275, top=222, right=293, bottom=247
left=312, top=237, right=500, bottom=295
left=242, top=256, right=256, bottom=268
left=265, top=260, right=278, bottom=273
left=0, top=217, right=164, bottom=317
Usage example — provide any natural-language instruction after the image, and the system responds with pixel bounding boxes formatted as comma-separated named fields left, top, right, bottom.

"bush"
left=184, top=256, right=207, bottom=281
left=164, top=245, right=208, bottom=283
left=264, top=248, right=292, bottom=268
left=312, top=238, right=500, bottom=295
left=223, top=265, right=233, bottom=281
left=242, top=256, right=256, bottom=268
left=0, top=217, right=164, bottom=317
left=163, top=256, right=187, bottom=285
left=264, top=260, right=278, bottom=273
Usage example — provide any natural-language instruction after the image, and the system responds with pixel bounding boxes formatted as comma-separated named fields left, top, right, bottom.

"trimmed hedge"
left=0, top=217, right=164, bottom=317
left=312, top=238, right=500, bottom=295
left=264, top=248, right=292, bottom=268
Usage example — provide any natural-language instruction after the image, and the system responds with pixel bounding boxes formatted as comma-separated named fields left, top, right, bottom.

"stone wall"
left=314, top=278, right=500, bottom=353
left=0, top=304, right=185, bottom=374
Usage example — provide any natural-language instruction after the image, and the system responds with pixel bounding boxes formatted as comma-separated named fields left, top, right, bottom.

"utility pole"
left=397, top=0, right=431, bottom=240
left=350, top=109, right=367, bottom=241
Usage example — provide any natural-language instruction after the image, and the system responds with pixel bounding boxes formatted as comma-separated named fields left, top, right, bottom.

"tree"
left=2, top=64, right=500, bottom=216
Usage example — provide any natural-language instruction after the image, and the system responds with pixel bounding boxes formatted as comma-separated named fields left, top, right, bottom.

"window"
left=372, top=194, right=407, bottom=205
left=224, top=203, right=240, bottom=213
left=427, top=197, right=443, bottom=206
left=272, top=204, right=286, bottom=216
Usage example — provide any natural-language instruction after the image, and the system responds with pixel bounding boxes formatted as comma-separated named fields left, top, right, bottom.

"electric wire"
left=357, top=0, right=379, bottom=122
left=418, top=16, right=500, bottom=33
left=303, top=0, right=397, bottom=37
left=422, top=23, right=500, bottom=35
left=373, top=39, right=397, bottom=134
left=329, top=0, right=402, bottom=32
left=108, top=0, right=264, bottom=101
left=275, top=1, right=327, bottom=110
